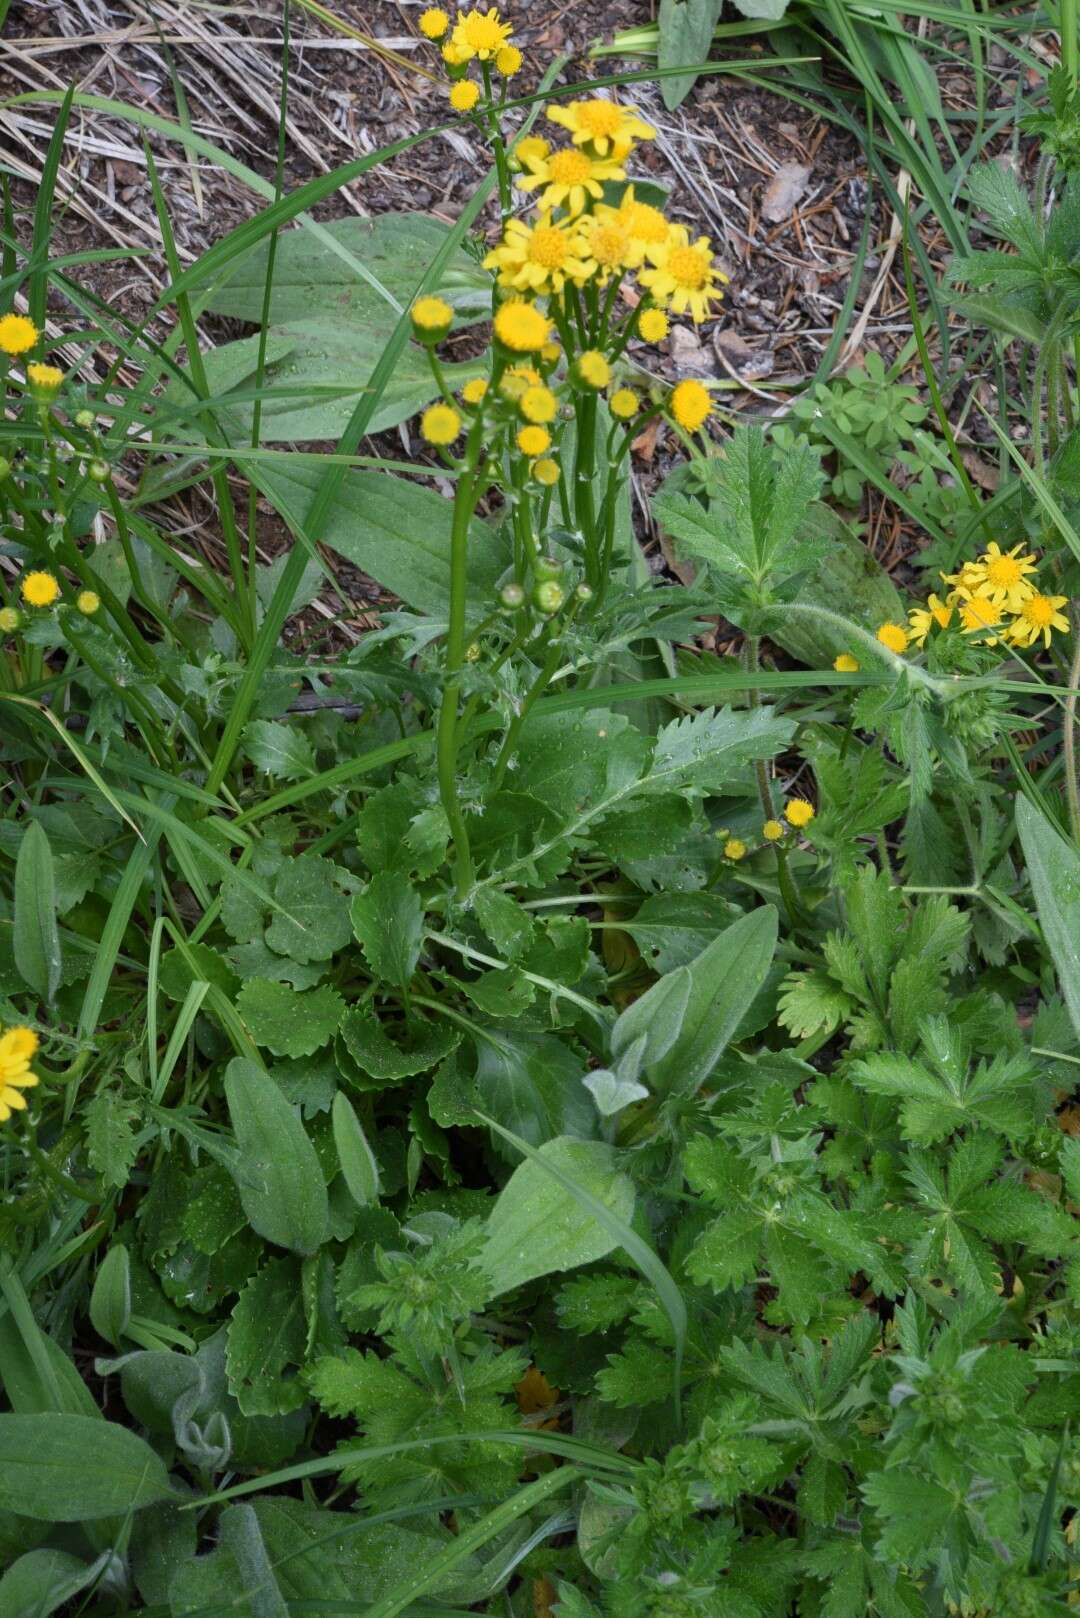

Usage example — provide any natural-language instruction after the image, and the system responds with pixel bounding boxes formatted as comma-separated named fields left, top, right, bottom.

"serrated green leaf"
left=350, top=871, right=425, bottom=990
left=236, top=978, right=345, bottom=1058
left=226, top=1256, right=309, bottom=1417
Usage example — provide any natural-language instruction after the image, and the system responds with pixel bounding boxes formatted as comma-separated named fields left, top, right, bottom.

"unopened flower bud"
left=533, top=580, right=564, bottom=615
left=499, top=581, right=525, bottom=610
left=574, top=583, right=594, bottom=603
left=533, top=555, right=563, bottom=582
left=75, top=409, right=95, bottom=429
left=87, top=458, right=109, bottom=483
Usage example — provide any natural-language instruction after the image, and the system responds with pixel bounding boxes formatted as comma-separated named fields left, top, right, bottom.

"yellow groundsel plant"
left=412, top=5, right=727, bottom=895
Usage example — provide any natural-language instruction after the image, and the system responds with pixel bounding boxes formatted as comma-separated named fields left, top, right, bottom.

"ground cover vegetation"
left=0, top=1, right=1079, bottom=1613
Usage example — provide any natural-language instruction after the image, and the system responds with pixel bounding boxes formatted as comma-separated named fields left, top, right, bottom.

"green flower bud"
left=533, top=580, right=564, bottom=615
left=74, top=409, right=95, bottom=429
left=87, top=458, right=110, bottom=483
left=533, top=554, right=563, bottom=582
left=499, top=581, right=525, bottom=610
left=574, top=582, right=594, bottom=603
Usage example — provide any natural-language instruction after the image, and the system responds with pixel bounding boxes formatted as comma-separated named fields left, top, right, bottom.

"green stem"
left=1065, top=609, right=1080, bottom=846
left=745, top=635, right=803, bottom=928
left=437, top=417, right=486, bottom=898
left=491, top=629, right=561, bottom=792
left=575, top=392, right=599, bottom=580
left=481, top=63, right=512, bottom=217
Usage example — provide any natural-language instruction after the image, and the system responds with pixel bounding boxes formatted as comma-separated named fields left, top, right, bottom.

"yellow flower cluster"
left=722, top=799, right=815, bottom=861
left=877, top=543, right=1069, bottom=657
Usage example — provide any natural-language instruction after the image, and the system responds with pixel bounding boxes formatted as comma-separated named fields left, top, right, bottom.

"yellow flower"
left=723, top=838, right=747, bottom=861
left=670, top=379, right=711, bottom=432
left=547, top=98, right=655, bottom=157
left=516, top=144, right=625, bottom=218
left=419, top=7, right=449, bottom=38
left=500, top=363, right=543, bottom=400
left=449, top=79, right=480, bottom=112
left=540, top=341, right=561, bottom=365
left=876, top=621, right=909, bottom=654
left=442, top=39, right=472, bottom=65
left=956, top=589, right=1004, bottom=639
left=0, top=314, right=38, bottom=356
left=517, top=425, right=551, bottom=456
left=411, top=295, right=453, bottom=340
left=762, top=819, right=784, bottom=842
left=451, top=6, right=512, bottom=59
left=610, top=388, right=639, bottom=420
left=520, top=384, right=558, bottom=424
left=493, top=299, right=551, bottom=353
left=484, top=213, right=590, bottom=296
left=908, top=592, right=953, bottom=647
left=462, top=377, right=488, bottom=405
left=576, top=351, right=611, bottom=390
left=496, top=44, right=522, bottom=75
left=617, top=188, right=671, bottom=256
left=420, top=403, right=462, bottom=446
left=785, top=798, right=815, bottom=829
left=1008, top=592, right=1069, bottom=650
left=577, top=206, right=643, bottom=282
left=533, top=457, right=560, bottom=486
left=0, top=1026, right=39, bottom=1122
left=962, top=541, right=1039, bottom=613
left=639, top=225, right=729, bottom=324
left=0, top=607, right=19, bottom=633
left=76, top=590, right=100, bottom=615
left=833, top=653, right=859, bottom=673
left=638, top=308, right=669, bottom=342
left=26, top=361, right=63, bottom=398
left=21, top=570, right=60, bottom=608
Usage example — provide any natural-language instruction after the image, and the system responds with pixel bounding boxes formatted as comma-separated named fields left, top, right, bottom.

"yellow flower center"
left=588, top=225, right=629, bottom=266
left=528, top=226, right=569, bottom=268
left=578, top=101, right=622, bottom=138
left=549, top=149, right=592, bottom=185
left=985, top=554, right=1023, bottom=586
left=623, top=201, right=668, bottom=244
left=1022, top=595, right=1055, bottom=626
left=667, top=245, right=710, bottom=290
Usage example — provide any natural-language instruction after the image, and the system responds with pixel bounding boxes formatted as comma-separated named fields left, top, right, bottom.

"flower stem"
left=437, top=417, right=486, bottom=899
left=1065, top=608, right=1080, bottom=845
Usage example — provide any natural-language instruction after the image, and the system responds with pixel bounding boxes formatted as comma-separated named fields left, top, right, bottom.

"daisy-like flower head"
left=442, top=39, right=472, bottom=65
left=0, top=1026, right=39, bottom=1123
left=618, top=188, right=671, bottom=258
left=762, top=819, right=784, bottom=842
left=26, top=362, right=64, bottom=399
left=517, top=144, right=625, bottom=218
left=449, top=79, right=481, bottom=112
left=639, top=224, right=729, bottom=325
left=77, top=590, right=100, bottom=615
left=451, top=6, right=512, bottom=59
left=1007, top=591, right=1069, bottom=650
left=21, top=570, right=60, bottom=608
left=785, top=798, right=815, bottom=829
left=577, top=205, right=643, bottom=283
left=547, top=98, right=655, bottom=158
left=493, top=299, right=551, bottom=353
left=638, top=308, right=669, bottom=343
left=0, top=313, right=39, bottom=356
left=0, top=607, right=19, bottom=633
left=484, top=213, right=591, bottom=297
left=955, top=588, right=1005, bottom=641
left=908, top=592, right=953, bottom=648
left=462, top=377, right=488, bottom=406
left=496, top=44, right=522, bottom=76
left=670, top=378, right=711, bottom=433
left=421, top=403, right=462, bottom=446
left=533, top=457, right=560, bottom=486
left=963, top=541, right=1039, bottom=613
left=520, top=384, right=558, bottom=424
left=610, top=388, right=640, bottom=420
left=575, top=350, right=611, bottom=390
left=724, top=838, right=747, bottom=860
left=411, top=295, right=454, bottom=343
left=833, top=653, right=859, bottom=673
left=876, top=621, right=909, bottom=655
left=517, top=425, right=551, bottom=457
left=419, top=7, right=450, bottom=38
left=499, top=363, right=543, bottom=401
